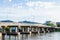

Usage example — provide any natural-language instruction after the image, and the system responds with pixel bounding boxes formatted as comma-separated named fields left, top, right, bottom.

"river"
left=5, top=32, right=60, bottom=40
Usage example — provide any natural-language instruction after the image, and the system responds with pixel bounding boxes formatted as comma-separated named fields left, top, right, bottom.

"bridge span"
left=0, top=22, right=56, bottom=40
left=0, top=22, right=55, bottom=34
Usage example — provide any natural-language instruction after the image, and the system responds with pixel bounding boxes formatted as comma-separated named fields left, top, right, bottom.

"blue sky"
left=0, top=0, right=60, bottom=23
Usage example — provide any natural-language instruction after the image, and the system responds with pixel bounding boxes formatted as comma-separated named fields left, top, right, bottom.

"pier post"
left=23, top=28, right=24, bottom=32
left=28, top=27, right=29, bottom=32
left=38, top=28, right=40, bottom=34
left=30, top=26, right=32, bottom=35
left=42, top=28, right=45, bottom=33
left=39, top=27, right=42, bottom=33
left=16, top=27, right=17, bottom=32
left=32, top=28, right=34, bottom=32
left=0, top=33, right=2, bottom=40
left=17, top=32, right=20, bottom=40
left=10, top=27, right=11, bottom=32
left=46, top=28, right=49, bottom=33
left=36, top=27, right=37, bottom=32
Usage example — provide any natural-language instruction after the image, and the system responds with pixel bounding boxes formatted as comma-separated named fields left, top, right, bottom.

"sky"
left=0, top=0, right=60, bottom=23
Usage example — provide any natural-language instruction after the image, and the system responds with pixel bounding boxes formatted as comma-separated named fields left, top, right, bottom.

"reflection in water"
left=5, top=35, right=17, bottom=40
left=5, top=32, right=60, bottom=40
left=21, top=34, right=29, bottom=40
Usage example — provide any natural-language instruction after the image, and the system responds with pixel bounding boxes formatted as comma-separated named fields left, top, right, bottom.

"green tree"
left=5, top=27, right=9, bottom=33
left=44, top=21, right=57, bottom=27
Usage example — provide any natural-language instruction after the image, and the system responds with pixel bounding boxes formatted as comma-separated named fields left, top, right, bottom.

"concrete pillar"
left=4, top=29, right=5, bottom=33
left=2, top=28, right=4, bottom=33
left=16, top=27, right=17, bottom=32
left=32, top=28, right=34, bottom=31
left=23, top=28, right=24, bottom=32
left=30, top=26, right=32, bottom=34
left=36, top=27, right=37, bottom=31
left=5, top=26, right=7, bottom=33
left=17, top=32, right=20, bottom=40
left=46, top=28, right=49, bottom=33
left=42, top=28, right=45, bottom=33
left=10, top=27, right=11, bottom=32
left=1, top=26, right=5, bottom=33
left=38, top=28, right=40, bottom=34
left=18, top=25, right=20, bottom=29
left=28, top=27, right=29, bottom=32
left=3, top=27, right=5, bottom=33
left=40, top=28, right=42, bottom=33
left=0, top=33, right=2, bottom=40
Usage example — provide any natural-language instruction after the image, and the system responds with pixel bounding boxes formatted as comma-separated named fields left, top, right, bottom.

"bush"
left=55, top=28, right=60, bottom=32
left=5, top=27, right=9, bottom=33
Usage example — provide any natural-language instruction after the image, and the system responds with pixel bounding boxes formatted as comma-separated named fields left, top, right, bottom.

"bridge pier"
left=44, top=28, right=49, bottom=33
left=39, top=27, right=43, bottom=33
left=38, top=28, right=40, bottom=34
left=38, top=27, right=50, bottom=33
left=29, top=26, right=32, bottom=35
left=0, top=33, right=2, bottom=40
left=20, top=26, right=30, bottom=34
left=38, top=27, right=45, bottom=33
left=29, top=26, right=38, bottom=34
left=19, top=26, right=55, bottom=34
left=17, top=32, right=20, bottom=40
left=42, top=28, right=45, bottom=33
left=46, top=28, right=49, bottom=32
left=31, top=27, right=38, bottom=34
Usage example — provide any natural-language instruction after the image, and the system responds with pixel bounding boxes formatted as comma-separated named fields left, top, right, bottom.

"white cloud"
left=0, top=1, right=60, bottom=23
left=9, top=0, right=12, bottom=2
left=26, top=1, right=55, bottom=9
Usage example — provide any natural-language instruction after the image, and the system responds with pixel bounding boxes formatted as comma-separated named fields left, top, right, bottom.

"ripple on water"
left=5, top=32, right=60, bottom=40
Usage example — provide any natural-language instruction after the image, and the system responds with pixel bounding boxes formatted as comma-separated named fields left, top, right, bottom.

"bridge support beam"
left=38, top=28, right=40, bottom=34
left=17, top=32, right=20, bottom=40
left=28, top=27, right=30, bottom=32
left=44, top=28, right=49, bottom=33
left=42, top=28, right=45, bottom=33
left=0, top=32, right=2, bottom=40
left=46, top=28, right=49, bottom=33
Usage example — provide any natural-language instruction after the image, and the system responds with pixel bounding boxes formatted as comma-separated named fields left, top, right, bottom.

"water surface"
left=5, top=32, right=60, bottom=40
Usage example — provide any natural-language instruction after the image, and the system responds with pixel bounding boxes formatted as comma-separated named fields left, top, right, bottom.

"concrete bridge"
left=0, top=22, right=55, bottom=34
left=0, top=22, right=55, bottom=40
